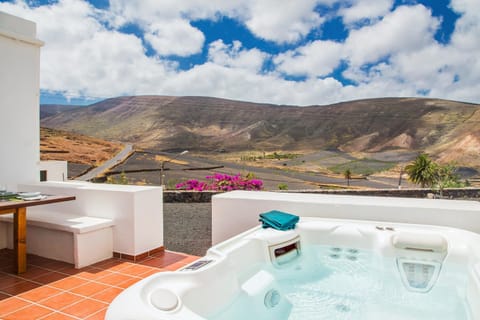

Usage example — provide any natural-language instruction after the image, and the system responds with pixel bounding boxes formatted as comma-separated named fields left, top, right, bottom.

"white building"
left=0, top=12, right=164, bottom=266
left=0, top=11, right=43, bottom=190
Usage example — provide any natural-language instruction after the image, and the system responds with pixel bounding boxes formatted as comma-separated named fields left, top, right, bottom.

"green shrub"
left=278, top=183, right=288, bottom=190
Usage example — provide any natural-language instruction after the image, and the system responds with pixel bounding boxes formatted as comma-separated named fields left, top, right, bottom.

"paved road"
left=77, top=144, right=133, bottom=181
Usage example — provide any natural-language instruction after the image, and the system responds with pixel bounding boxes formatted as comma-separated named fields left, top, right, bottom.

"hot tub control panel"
left=398, top=260, right=441, bottom=292
left=181, top=259, right=213, bottom=271
left=392, top=232, right=448, bottom=293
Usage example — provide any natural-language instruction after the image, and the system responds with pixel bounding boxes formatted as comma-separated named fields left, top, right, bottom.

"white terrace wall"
left=212, top=191, right=480, bottom=244
left=0, top=12, right=43, bottom=190
left=19, top=181, right=164, bottom=257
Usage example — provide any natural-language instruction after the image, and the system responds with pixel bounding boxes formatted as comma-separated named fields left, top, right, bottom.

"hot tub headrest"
left=392, top=233, right=448, bottom=253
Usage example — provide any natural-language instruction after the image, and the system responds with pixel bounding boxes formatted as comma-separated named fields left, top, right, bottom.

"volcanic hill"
left=41, top=96, right=480, bottom=169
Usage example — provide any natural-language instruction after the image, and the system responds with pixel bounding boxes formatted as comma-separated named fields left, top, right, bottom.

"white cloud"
left=340, top=1, right=480, bottom=103
left=0, top=0, right=479, bottom=106
left=450, top=0, right=480, bottom=16
left=207, top=40, right=268, bottom=72
left=108, top=0, right=240, bottom=23
left=450, top=0, right=480, bottom=50
left=0, top=0, right=174, bottom=99
left=340, top=0, right=393, bottom=25
left=391, top=44, right=451, bottom=89
left=144, top=19, right=205, bottom=57
left=109, top=0, right=325, bottom=45
left=107, top=0, right=213, bottom=57
left=344, top=5, right=440, bottom=67
left=161, top=62, right=345, bottom=106
left=428, top=0, right=480, bottom=102
left=242, top=0, right=323, bottom=43
left=273, top=40, right=343, bottom=77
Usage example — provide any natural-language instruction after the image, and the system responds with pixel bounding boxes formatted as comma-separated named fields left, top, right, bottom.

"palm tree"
left=405, top=153, right=438, bottom=188
left=344, top=168, right=352, bottom=186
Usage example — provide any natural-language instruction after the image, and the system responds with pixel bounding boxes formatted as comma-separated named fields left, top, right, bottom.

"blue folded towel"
left=259, top=210, right=299, bottom=230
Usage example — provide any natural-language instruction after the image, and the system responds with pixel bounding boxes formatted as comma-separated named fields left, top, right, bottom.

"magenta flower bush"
left=176, top=173, right=263, bottom=191
left=175, top=179, right=209, bottom=191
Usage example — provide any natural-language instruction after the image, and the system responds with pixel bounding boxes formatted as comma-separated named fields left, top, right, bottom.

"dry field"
left=41, top=127, right=123, bottom=165
left=40, top=127, right=123, bottom=177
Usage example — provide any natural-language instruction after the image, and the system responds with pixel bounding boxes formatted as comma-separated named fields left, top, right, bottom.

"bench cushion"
left=0, top=211, right=114, bottom=234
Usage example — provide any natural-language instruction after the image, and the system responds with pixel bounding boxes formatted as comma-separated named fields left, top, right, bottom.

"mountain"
left=40, top=104, right=83, bottom=119
left=40, top=96, right=480, bottom=169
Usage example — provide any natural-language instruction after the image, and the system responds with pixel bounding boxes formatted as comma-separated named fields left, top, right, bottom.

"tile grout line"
left=1, top=256, right=193, bottom=287
left=47, top=295, right=109, bottom=319
left=84, top=306, right=109, bottom=320
left=0, top=251, right=199, bottom=319
left=0, top=283, right=91, bottom=318
left=37, top=309, right=83, bottom=320
left=0, top=296, right=79, bottom=320
left=0, top=276, right=111, bottom=319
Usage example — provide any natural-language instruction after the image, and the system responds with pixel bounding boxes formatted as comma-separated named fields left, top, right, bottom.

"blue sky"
left=1, top=0, right=479, bottom=106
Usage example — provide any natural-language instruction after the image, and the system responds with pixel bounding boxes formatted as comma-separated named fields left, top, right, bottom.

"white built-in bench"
left=11, top=181, right=164, bottom=263
left=0, top=210, right=114, bottom=268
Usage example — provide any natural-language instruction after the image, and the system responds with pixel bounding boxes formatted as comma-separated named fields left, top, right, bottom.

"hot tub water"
left=209, top=245, right=470, bottom=320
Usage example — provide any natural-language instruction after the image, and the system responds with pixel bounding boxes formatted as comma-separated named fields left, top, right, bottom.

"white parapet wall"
left=212, top=190, right=480, bottom=245
left=18, top=181, right=164, bottom=256
left=0, top=12, right=44, bottom=190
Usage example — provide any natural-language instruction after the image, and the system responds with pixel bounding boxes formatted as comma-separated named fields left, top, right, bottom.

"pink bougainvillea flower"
left=177, top=173, right=263, bottom=192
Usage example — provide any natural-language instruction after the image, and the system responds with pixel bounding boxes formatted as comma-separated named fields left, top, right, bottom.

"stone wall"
left=164, top=188, right=480, bottom=203
left=163, top=190, right=220, bottom=203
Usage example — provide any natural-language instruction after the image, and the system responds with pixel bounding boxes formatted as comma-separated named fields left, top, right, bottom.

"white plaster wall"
left=19, top=181, right=164, bottom=256
left=39, top=161, right=68, bottom=181
left=212, top=191, right=480, bottom=244
left=0, top=12, right=43, bottom=191
left=133, top=188, right=164, bottom=254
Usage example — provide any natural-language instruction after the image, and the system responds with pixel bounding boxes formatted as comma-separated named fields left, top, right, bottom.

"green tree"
left=434, top=163, right=465, bottom=197
left=405, top=153, right=438, bottom=188
left=344, top=168, right=352, bottom=186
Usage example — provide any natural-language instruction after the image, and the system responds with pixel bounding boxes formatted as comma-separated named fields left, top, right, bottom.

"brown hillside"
left=40, top=127, right=123, bottom=165
left=430, top=108, right=480, bottom=168
left=41, top=96, right=480, bottom=169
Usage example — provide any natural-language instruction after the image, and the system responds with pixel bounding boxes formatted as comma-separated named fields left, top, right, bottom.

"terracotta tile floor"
left=0, top=249, right=199, bottom=320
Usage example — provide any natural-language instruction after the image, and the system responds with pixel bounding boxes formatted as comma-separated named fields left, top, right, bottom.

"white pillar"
left=0, top=12, right=44, bottom=191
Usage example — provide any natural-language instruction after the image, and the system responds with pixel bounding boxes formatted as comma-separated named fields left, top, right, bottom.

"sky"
left=0, top=0, right=479, bottom=106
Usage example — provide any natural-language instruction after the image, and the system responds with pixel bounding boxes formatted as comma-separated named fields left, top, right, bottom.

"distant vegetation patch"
left=329, top=159, right=396, bottom=176
left=240, top=152, right=300, bottom=161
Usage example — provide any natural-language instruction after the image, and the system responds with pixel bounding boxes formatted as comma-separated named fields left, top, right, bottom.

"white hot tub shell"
left=106, top=216, right=480, bottom=319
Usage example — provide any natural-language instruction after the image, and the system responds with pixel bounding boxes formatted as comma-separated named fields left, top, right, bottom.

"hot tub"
left=106, top=217, right=480, bottom=319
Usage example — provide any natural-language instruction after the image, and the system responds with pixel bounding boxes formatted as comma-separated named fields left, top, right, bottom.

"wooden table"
left=0, top=195, right=76, bottom=273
